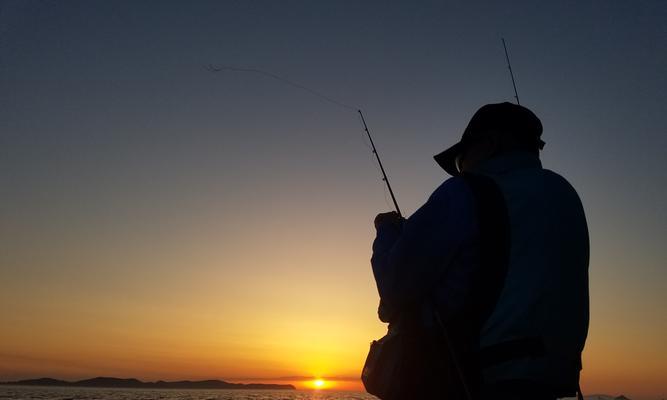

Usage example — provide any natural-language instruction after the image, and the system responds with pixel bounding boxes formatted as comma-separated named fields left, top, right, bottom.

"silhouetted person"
left=371, top=103, right=589, bottom=399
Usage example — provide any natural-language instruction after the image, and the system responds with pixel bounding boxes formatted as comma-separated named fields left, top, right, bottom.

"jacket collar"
left=470, top=151, right=542, bottom=175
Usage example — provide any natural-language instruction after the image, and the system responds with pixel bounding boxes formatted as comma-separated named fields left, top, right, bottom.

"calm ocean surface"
left=0, top=387, right=378, bottom=400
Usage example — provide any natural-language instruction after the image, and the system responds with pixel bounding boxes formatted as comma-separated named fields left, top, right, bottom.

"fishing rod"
left=207, top=65, right=402, bottom=218
left=502, top=38, right=520, bottom=105
left=358, top=110, right=402, bottom=217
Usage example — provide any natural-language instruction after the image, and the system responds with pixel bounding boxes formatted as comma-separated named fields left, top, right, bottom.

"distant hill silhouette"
left=0, top=376, right=295, bottom=390
left=561, top=395, right=633, bottom=400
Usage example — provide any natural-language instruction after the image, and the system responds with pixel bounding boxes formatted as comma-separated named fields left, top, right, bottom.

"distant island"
left=0, top=377, right=295, bottom=390
left=582, top=396, right=632, bottom=400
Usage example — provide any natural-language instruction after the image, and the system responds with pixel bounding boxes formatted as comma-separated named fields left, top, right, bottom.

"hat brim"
left=434, top=142, right=463, bottom=176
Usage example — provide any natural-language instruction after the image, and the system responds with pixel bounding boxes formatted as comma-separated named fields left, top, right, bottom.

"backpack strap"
left=432, top=300, right=474, bottom=400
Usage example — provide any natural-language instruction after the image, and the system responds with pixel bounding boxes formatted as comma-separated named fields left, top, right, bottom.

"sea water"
left=0, top=386, right=378, bottom=400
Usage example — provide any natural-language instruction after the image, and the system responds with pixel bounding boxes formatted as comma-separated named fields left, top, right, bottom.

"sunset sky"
left=1, top=1, right=665, bottom=398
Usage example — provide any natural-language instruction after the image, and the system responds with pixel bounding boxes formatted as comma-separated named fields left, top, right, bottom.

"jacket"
left=371, top=151, right=589, bottom=391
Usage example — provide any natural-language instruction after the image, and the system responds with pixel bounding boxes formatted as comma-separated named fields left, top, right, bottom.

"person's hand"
left=374, top=211, right=404, bottom=230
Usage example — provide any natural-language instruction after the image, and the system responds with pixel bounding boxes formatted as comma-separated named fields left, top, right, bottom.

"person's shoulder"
left=541, top=168, right=578, bottom=190
left=540, top=168, right=585, bottom=203
left=430, top=175, right=472, bottom=202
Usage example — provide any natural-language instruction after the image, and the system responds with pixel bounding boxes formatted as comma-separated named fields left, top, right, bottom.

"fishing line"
left=207, top=64, right=370, bottom=150
left=356, top=111, right=374, bottom=150
left=207, top=64, right=357, bottom=112
left=207, top=64, right=402, bottom=217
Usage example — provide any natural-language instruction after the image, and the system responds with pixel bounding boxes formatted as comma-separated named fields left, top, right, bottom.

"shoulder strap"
left=432, top=303, right=474, bottom=400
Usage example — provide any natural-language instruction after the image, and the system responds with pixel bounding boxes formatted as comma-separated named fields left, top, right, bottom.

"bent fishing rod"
left=209, top=41, right=520, bottom=218
left=207, top=65, right=402, bottom=218
left=357, top=110, right=402, bottom=217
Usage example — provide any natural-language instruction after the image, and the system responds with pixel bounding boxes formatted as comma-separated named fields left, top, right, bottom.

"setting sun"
left=308, top=378, right=330, bottom=389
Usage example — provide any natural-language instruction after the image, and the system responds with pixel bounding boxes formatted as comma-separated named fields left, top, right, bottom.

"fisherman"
left=371, top=102, right=589, bottom=400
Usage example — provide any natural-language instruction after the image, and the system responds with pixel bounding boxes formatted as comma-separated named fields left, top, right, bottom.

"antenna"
left=501, top=38, right=520, bottom=105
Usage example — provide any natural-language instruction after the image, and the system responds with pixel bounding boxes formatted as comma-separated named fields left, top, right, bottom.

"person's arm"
left=371, top=177, right=478, bottom=316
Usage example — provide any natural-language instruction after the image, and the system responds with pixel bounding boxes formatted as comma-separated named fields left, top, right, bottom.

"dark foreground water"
left=0, top=386, right=378, bottom=400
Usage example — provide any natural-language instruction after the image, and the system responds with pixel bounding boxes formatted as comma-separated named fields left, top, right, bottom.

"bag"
left=361, top=328, right=402, bottom=399
left=361, top=306, right=474, bottom=400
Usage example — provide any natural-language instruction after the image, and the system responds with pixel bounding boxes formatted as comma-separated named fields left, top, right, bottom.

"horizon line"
left=1, top=375, right=361, bottom=383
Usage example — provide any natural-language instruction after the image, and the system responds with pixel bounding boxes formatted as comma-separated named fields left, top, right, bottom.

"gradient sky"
left=1, top=0, right=665, bottom=398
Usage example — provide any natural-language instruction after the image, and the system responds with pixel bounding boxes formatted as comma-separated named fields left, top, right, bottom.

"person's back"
left=472, top=153, right=589, bottom=397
